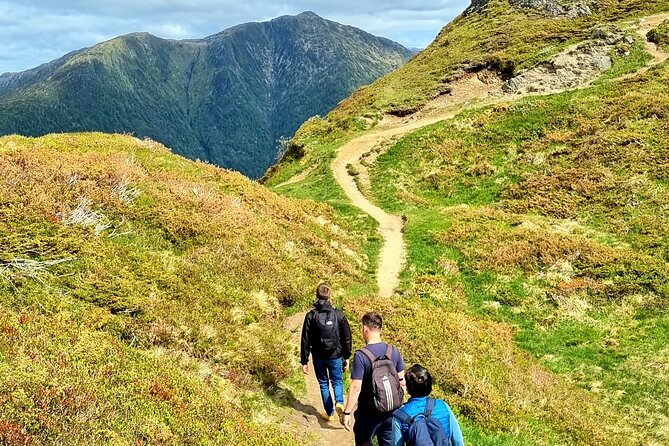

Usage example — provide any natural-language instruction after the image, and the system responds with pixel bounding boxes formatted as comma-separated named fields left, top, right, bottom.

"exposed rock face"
left=513, top=0, right=592, bottom=17
left=466, top=0, right=593, bottom=18
left=502, top=48, right=611, bottom=94
left=501, top=32, right=633, bottom=94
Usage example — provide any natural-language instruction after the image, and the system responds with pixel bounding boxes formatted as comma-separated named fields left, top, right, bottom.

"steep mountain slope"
left=266, top=1, right=669, bottom=445
left=0, top=12, right=413, bottom=178
left=0, top=133, right=372, bottom=444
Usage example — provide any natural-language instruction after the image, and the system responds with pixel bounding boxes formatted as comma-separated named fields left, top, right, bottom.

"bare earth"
left=331, top=72, right=502, bottom=299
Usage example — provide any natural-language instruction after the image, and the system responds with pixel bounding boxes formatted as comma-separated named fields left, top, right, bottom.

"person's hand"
left=343, top=359, right=350, bottom=372
left=302, top=364, right=309, bottom=375
left=342, top=413, right=352, bottom=431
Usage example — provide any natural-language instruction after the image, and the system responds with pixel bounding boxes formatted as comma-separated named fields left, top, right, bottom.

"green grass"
left=265, top=0, right=669, bottom=152
left=260, top=3, right=669, bottom=444
left=266, top=135, right=383, bottom=297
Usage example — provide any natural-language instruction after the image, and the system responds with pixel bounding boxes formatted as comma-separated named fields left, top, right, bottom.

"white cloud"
left=0, top=0, right=471, bottom=73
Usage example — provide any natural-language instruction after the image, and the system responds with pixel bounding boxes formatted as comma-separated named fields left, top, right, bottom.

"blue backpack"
left=393, top=398, right=451, bottom=446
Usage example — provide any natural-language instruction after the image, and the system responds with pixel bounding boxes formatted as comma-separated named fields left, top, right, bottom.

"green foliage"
left=280, top=0, right=669, bottom=146
left=345, top=296, right=623, bottom=445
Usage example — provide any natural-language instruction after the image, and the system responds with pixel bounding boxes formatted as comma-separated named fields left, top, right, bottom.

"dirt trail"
left=637, top=13, right=669, bottom=66
left=284, top=313, right=353, bottom=445
left=331, top=97, right=493, bottom=298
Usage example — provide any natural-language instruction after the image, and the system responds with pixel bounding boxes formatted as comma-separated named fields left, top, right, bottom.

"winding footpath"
left=283, top=13, right=669, bottom=445
left=331, top=12, right=669, bottom=299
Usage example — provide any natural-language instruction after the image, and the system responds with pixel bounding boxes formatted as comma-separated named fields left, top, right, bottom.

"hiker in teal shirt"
left=391, top=364, right=465, bottom=446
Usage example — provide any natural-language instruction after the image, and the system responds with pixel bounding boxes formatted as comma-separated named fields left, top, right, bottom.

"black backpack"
left=314, top=307, right=339, bottom=354
left=360, top=344, right=404, bottom=413
left=393, top=398, right=451, bottom=446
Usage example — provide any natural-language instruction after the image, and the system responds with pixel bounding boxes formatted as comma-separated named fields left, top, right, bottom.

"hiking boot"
left=335, top=403, right=345, bottom=423
left=320, top=412, right=336, bottom=422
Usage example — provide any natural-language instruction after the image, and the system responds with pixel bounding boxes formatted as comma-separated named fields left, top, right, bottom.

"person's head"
left=405, top=364, right=433, bottom=397
left=361, top=312, right=383, bottom=342
left=316, top=283, right=332, bottom=300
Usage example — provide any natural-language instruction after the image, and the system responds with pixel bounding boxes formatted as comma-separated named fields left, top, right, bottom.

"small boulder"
left=502, top=77, right=524, bottom=93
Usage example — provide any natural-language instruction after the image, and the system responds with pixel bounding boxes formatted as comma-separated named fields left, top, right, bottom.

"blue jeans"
left=313, top=356, right=344, bottom=416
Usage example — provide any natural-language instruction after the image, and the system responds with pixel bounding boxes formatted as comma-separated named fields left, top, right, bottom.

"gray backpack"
left=361, top=344, right=404, bottom=413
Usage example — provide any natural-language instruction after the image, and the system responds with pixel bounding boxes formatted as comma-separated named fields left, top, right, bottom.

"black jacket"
left=300, top=300, right=352, bottom=365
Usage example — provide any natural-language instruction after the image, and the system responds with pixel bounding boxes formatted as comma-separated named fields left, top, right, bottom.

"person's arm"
left=391, top=415, right=404, bottom=446
left=449, top=408, right=465, bottom=446
left=439, top=401, right=465, bottom=446
left=394, top=347, right=407, bottom=391
left=300, top=312, right=311, bottom=373
left=342, top=351, right=365, bottom=430
left=342, top=379, right=362, bottom=431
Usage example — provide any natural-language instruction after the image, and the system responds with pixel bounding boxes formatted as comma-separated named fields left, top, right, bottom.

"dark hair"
left=361, top=312, right=383, bottom=331
left=316, top=283, right=332, bottom=300
left=406, top=364, right=433, bottom=397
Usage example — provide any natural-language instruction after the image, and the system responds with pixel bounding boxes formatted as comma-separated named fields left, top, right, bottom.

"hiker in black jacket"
left=300, top=283, right=353, bottom=422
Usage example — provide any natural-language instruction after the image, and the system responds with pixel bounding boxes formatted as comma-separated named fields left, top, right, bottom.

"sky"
left=0, top=0, right=471, bottom=74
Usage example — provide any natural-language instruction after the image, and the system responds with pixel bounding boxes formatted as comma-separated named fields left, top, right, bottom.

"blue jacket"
left=391, top=396, right=465, bottom=446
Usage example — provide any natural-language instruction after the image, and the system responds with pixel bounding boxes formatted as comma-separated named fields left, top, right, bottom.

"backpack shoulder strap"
left=425, top=398, right=436, bottom=417
left=360, top=347, right=377, bottom=363
left=393, top=408, right=414, bottom=425
left=385, top=343, right=394, bottom=360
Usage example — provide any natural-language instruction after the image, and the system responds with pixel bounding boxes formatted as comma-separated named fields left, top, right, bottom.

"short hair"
left=316, top=283, right=332, bottom=300
left=406, top=364, right=433, bottom=397
left=361, top=312, right=383, bottom=331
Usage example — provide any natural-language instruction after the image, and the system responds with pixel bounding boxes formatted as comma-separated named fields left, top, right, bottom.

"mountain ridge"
left=0, top=12, right=413, bottom=178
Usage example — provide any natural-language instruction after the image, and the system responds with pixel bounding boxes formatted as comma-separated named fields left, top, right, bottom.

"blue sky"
left=0, top=1, right=471, bottom=74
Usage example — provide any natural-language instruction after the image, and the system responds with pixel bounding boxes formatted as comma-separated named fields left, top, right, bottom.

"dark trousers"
left=353, top=408, right=393, bottom=446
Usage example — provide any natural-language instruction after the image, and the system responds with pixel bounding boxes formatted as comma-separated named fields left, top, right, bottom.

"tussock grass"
left=345, top=296, right=625, bottom=445
left=265, top=2, right=669, bottom=443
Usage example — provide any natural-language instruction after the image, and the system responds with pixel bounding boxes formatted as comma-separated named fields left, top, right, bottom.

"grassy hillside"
left=264, top=1, right=669, bottom=445
left=0, top=13, right=412, bottom=179
left=365, top=50, right=669, bottom=445
left=0, top=133, right=371, bottom=444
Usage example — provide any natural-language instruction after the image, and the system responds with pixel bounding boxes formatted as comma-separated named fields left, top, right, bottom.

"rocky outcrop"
left=466, top=0, right=593, bottom=18
left=501, top=48, right=611, bottom=93
left=502, top=31, right=634, bottom=94
left=513, top=0, right=592, bottom=18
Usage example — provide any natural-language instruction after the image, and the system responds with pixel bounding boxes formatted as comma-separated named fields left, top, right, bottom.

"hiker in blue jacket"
left=391, top=364, right=465, bottom=446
